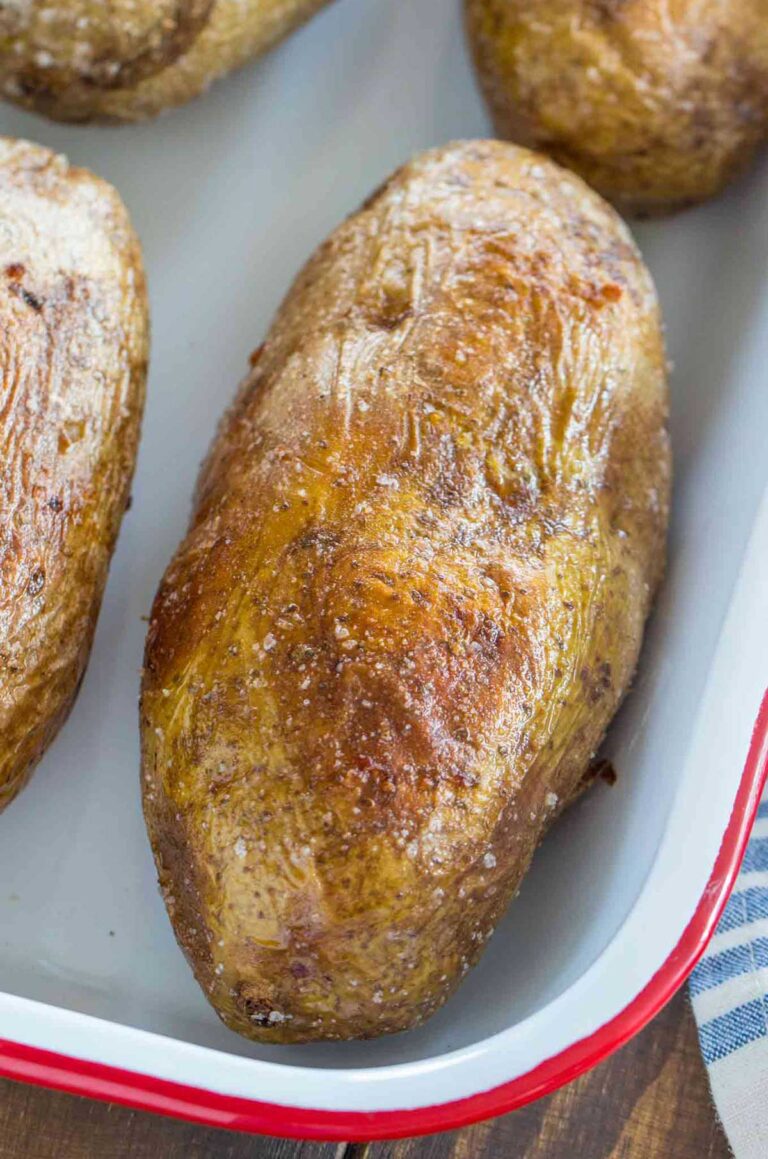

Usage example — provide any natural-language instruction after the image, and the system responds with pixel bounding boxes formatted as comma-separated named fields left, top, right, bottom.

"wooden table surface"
left=0, top=989, right=730, bottom=1158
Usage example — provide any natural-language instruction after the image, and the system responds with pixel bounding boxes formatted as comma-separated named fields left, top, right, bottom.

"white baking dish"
left=0, top=0, right=766, bottom=1140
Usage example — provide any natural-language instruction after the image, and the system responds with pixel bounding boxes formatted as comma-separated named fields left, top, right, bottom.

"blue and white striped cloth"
left=691, top=797, right=768, bottom=1157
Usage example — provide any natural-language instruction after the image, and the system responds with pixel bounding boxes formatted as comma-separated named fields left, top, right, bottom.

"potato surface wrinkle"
left=142, top=141, right=670, bottom=1042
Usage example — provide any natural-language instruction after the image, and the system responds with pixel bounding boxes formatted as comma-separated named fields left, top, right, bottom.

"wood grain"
left=0, top=991, right=729, bottom=1157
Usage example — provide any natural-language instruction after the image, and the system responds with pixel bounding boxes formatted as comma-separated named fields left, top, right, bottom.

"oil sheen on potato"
left=0, top=137, right=147, bottom=809
left=142, top=141, right=670, bottom=1043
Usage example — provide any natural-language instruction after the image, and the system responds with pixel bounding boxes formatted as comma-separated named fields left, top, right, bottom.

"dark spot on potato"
left=580, top=660, right=613, bottom=703
left=294, top=527, right=341, bottom=553
left=10, top=282, right=43, bottom=312
left=236, top=994, right=274, bottom=1025
left=601, top=283, right=622, bottom=303
left=588, top=0, right=630, bottom=24
left=27, top=568, right=45, bottom=597
left=591, top=756, right=618, bottom=785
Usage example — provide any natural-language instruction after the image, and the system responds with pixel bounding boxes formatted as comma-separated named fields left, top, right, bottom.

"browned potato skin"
left=141, top=140, right=670, bottom=1043
left=0, top=0, right=332, bottom=123
left=466, top=0, right=768, bottom=216
left=0, top=138, right=148, bottom=809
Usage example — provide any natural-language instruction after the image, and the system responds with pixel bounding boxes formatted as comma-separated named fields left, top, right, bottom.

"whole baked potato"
left=141, top=140, right=670, bottom=1043
left=0, top=0, right=331, bottom=123
left=0, top=137, right=148, bottom=809
left=465, top=0, right=768, bottom=216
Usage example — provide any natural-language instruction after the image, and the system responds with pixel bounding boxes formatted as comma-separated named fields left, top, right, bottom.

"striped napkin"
left=691, top=796, right=768, bottom=1157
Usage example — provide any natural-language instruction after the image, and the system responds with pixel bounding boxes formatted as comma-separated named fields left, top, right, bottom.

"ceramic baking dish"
left=0, top=0, right=767, bottom=1141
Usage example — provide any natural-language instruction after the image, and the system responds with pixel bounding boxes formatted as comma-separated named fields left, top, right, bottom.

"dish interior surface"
left=0, top=0, right=766, bottom=1081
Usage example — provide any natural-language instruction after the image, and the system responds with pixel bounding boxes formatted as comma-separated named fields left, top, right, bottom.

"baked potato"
left=0, top=137, right=148, bottom=809
left=0, top=0, right=331, bottom=123
left=141, top=140, right=670, bottom=1043
left=465, top=0, right=768, bottom=216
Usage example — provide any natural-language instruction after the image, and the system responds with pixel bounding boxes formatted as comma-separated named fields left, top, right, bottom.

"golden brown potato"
left=465, top=0, right=768, bottom=216
left=0, top=137, right=148, bottom=809
left=0, top=0, right=331, bottom=123
left=141, top=140, right=670, bottom=1043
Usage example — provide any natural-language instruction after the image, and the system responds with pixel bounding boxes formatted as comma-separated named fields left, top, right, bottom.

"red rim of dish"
left=0, top=690, right=766, bottom=1142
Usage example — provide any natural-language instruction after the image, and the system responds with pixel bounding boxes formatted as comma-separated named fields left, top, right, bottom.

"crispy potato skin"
left=465, top=0, right=768, bottom=216
left=141, top=141, right=670, bottom=1043
left=0, top=138, right=148, bottom=809
left=0, top=0, right=331, bottom=123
